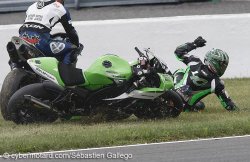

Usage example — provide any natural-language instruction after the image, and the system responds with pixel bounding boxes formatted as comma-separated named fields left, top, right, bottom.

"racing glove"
left=193, top=36, right=207, bottom=48
left=76, top=43, right=84, bottom=55
left=70, top=43, right=84, bottom=63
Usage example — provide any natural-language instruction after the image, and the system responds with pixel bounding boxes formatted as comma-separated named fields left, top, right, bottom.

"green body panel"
left=159, top=73, right=174, bottom=90
left=29, top=55, right=173, bottom=96
left=129, top=60, right=139, bottom=66
left=174, top=67, right=190, bottom=89
left=28, top=57, right=65, bottom=86
left=29, top=55, right=132, bottom=90
left=82, top=54, right=132, bottom=90
left=139, top=73, right=174, bottom=93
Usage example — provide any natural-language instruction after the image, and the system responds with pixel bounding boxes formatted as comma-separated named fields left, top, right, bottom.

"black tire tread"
left=134, top=90, right=183, bottom=119
left=7, top=83, right=58, bottom=124
left=0, top=69, right=35, bottom=120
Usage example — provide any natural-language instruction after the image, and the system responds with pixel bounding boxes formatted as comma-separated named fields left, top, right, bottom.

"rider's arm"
left=174, top=37, right=206, bottom=65
left=60, top=9, right=79, bottom=47
left=214, top=79, right=238, bottom=111
left=174, top=43, right=201, bottom=65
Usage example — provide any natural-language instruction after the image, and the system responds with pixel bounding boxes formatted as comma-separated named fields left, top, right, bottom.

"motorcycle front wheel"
left=134, top=90, right=183, bottom=119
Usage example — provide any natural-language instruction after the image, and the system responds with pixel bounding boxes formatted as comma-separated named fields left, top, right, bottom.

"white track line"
left=1, top=13, right=250, bottom=30
left=1, top=134, right=249, bottom=156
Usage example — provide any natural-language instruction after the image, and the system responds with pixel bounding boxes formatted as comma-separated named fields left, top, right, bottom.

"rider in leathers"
left=173, top=36, right=238, bottom=112
left=17, top=0, right=82, bottom=65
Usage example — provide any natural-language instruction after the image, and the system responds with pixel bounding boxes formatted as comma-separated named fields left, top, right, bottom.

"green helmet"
left=204, top=49, right=229, bottom=77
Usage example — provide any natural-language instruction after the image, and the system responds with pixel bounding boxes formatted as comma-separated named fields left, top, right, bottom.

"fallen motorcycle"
left=7, top=47, right=183, bottom=124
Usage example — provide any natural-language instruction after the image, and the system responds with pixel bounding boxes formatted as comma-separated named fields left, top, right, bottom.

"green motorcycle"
left=7, top=47, right=183, bottom=124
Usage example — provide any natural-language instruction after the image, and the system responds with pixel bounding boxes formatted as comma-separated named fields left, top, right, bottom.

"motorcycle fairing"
left=27, top=57, right=65, bottom=86
left=104, top=73, right=174, bottom=100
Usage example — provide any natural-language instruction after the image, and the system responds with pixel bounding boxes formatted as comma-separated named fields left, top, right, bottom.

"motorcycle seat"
left=58, top=62, right=85, bottom=86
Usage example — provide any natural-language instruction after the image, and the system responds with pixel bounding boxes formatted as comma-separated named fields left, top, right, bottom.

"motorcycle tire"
left=134, top=90, right=183, bottom=119
left=7, top=83, right=58, bottom=124
left=0, top=69, right=38, bottom=120
left=160, top=90, right=183, bottom=118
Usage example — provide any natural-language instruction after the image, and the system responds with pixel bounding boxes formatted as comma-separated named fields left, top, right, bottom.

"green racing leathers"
left=173, top=41, right=238, bottom=112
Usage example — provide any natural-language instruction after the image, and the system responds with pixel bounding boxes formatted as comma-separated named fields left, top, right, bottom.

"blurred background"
left=0, top=0, right=210, bottom=13
left=1, top=0, right=250, bottom=25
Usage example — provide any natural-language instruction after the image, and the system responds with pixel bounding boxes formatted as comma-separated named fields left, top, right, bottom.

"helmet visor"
left=218, top=60, right=228, bottom=76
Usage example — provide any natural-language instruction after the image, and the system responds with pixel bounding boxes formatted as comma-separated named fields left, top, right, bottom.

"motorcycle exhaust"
left=6, top=42, right=19, bottom=63
left=24, top=95, right=58, bottom=113
left=18, top=44, right=27, bottom=58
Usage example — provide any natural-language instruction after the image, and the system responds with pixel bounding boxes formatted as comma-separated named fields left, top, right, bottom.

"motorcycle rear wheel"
left=0, top=69, right=38, bottom=120
left=7, top=83, right=58, bottom=124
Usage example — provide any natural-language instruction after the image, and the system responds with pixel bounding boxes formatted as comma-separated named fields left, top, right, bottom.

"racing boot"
left=184, top=101, right=205, bottom=112
left=192, top=101, right=205, bottom=112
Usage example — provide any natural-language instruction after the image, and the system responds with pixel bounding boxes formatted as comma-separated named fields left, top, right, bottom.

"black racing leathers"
left=60, top=11, right=79, bottom=47
left=174, top=42, right=237, bottom=111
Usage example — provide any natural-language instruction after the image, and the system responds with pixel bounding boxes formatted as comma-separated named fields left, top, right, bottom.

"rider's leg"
left=20, top=31, right=78, bottom=65
left=48, top=39, right=78, bottom=65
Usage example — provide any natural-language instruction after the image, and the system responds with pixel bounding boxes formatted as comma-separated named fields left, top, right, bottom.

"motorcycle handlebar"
left=134, top=47, right=145, bottom=57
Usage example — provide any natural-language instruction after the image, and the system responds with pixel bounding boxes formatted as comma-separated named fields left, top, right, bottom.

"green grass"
left=0, top=78, right=249, bottom=154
